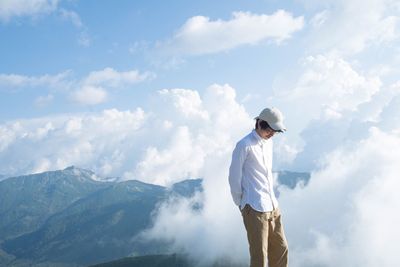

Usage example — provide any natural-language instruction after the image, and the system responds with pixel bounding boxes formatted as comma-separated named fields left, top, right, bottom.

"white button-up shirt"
left=228, top=129, right=278, bottom=212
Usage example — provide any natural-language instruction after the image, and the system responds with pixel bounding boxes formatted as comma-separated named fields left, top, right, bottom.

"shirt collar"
left=252, top=129, right=268, bottom=145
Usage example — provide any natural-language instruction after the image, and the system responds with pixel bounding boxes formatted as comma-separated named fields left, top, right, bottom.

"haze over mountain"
left=0, top=175, right=7, bottom=182
left=0, top=166, right=307, bottom=267
left=0, top=166, right=203, bottom=266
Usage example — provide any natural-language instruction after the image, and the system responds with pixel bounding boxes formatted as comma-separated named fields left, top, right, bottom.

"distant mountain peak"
left=61, top=166, right=122, bottom=182
left=63, top=165, right=89, bottom=172
left=0, top=174, right=8, bottom=182
left=63, top=165, right=77, bottom=171
left=62, top=165, right=98, bottom=181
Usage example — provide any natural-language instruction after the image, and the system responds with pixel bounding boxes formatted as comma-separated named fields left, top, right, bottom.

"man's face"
left=259, top=128, right=276, bottom=139
left=257, top=121, right=277, bottom=139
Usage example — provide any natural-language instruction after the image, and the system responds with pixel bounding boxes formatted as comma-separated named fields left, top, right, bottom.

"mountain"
left=90, top=254, right=191, bottom=267
left=0, top=174, right=8, bottom=182
left=0, top=166, right=111, bottom=241
left=0, top=167, right=202, bottom=267
left=89, top=254, right=245, bottom=267
left=0, top=167, right=307, bottom=267
left=277, top=171, right=310, bottom=188
left=169, top=178, right=203, bottom=198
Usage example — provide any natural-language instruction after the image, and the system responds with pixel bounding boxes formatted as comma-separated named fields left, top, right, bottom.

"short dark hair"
left=255, top=119, right=271, bottom=130
left=255, top=119, right=281, bottom=132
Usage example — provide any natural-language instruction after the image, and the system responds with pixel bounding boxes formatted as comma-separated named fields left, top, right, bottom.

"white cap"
left=254, top=107, right=287, bottom=132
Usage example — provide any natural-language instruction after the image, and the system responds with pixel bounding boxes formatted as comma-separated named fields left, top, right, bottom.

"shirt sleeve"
left=228, top=142, right=247, bottom=206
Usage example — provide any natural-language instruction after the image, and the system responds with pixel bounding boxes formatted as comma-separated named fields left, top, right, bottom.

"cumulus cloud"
left=70, top=67, right=154, bottom=105
left=279, top=126, right=400, bottom=267
left=133, top=126, right=206, bottom=186
left=270, top=54, right=382, bottom=170
left=0, top=108, right=147, bottom=176
left=0, top=83, right=251, bottom=184
left=34, top=94, right=54, bottom=107
left=137, top=52, right=400, bottom=266
left=158, top=88, right=209, bottom=120
left=71, top=85, right=108, bottom=105
left=304, top=0, right=400, bottom=55
left=140, top=93, right=400, bottom=267
left=83, top=67, right=154, bottom=88
left=160, top=10, right=304, bottom=56
left=284, top=54, right=380, bottom=114
left=0, top=0, right=59, bottom=22
left=128, top=84, right=251, bottom=185
left=0, top=67, right=154, bottom=105
left=269, top=49, right=400, bottom=265
left=0, top=71, right=71, bottom=91
left=72, top=67, right=154, bottom=105
left=0, top=1, right=89, bottom=46
left=2, top=73, right=400, bottom=266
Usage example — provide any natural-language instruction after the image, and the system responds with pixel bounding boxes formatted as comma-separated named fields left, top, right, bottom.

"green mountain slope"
left=0, top=167, right=202, bottom=266
left=0, top=166, right=111, bottom=241
left=89, top=254, right=245, bottom=267
left=277, top=170, right=310, bottom=188
left=0, top=167, right=305, bottom=267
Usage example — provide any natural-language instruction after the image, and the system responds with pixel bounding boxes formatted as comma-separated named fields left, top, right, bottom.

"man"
left=228, top=107, right=289, bottom=267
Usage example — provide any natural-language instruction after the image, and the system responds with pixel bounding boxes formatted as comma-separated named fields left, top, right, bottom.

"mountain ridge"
left=0, top=166, right=308, bottom=266
left=0, top=167, right=203, bottom=266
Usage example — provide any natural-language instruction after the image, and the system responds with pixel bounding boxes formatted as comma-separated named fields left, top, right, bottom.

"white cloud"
left=158, top=88, right=209, bottom=120
left=0, top=84, right=251, bottom=183
left=0, top=71, right=71, bottom=91
left=0, top=67, right=154, bottom=105
left=271, top=53, right=399, bottom=173
left=263, top=42, right=400, bottom=265
left=2, top=76, right=400, bottom=266
left=137, top=136, right=255, bottom=265
left=83, top=67, right=154, bottom=88
left=0, top=122, right=20, bottom=154
left=128, top=40, right=151, bottom=55
left=304, top=0, right=400, bottom=55
left=0, top=1, right=89, bottom=47
left=0, top=0, right=59, bottom=22
left=132, top=39, right=400, bottom=265
left=293, top=54, right=380, bottom=113
left=32, top=157, right=52, bottom=174
left=59, top=8, right=82, bottom=28
left=127, top=84, right=251, bottom=184
left=70, top=67, right=154, bottom=105
left=279, top=127, right=400, bottom=267
left=161, top=10, right=304, bottom=56
left=272, top=54, right=381, bottom=153
left=77, top=32, right=91, bottom=47
left=71, top=85, right=108, bottom=105
left=309, top=10, right=328, bottom=28
left=138, top=75, right=400, bottom=267
left=58, top=8, right=91, bottom=47
left=0, top=108, right=147, bottom=176
left=34, top=94, right=54, bottom=107
left=134, top=126, right=205, bottom=186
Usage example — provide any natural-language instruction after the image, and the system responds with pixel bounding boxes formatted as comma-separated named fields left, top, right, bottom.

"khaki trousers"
left=241, top=204, right=289, bottom=267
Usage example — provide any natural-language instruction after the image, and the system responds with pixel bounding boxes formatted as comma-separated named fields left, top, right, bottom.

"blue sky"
left=1, top=0, right=400, bottom=179
left=1, top=0, right=309, bottom=121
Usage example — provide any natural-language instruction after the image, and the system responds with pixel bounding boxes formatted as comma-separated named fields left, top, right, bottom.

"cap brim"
left=270, top=121, right=287, bottom=132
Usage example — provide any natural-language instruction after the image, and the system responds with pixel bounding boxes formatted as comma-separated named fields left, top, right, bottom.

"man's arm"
left=228, top=142, right=247, bottom=207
